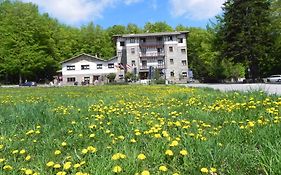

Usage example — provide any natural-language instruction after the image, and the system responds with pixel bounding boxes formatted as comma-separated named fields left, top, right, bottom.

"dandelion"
left=3, top=165, right=13, bottom=170
left=0, top=158, right=5, bottom=163
left=74, top=163, right=81, bottom=169
left=46, top=161, right=55, bottom=167
left=180, top=149, right=188, bottom=156
left=130, top=139, right=137, bottom=143
left=12, top=150, right=19, bottom=154
left=25, top=169, right=33, bottom=175
left=61, top=142, right=67, bottom=147
left=137, top=154, right=146, bottom=160
left=20, top=149, right=26, bottom=154
left=112, top=165, right=122, bottom=173
left=159, top=165, right=168, bottom=172
left=63, top=162, right=72, bottom=170
left=210, top=167, right=217, bottom=173
left=54, top=163, right=61, bottom=169
left=165, top=149, right=173, bottom=156
left=81, top=149, right=88, bottom=154
left=141, top=170, right=150, bottom=175
left=54, top=150, right=61, bottom=155
left=25, top=155, right=31, bottom=161
left=200, top=167, right=208, bottom=173
left=57, top=171, right=66, bottom=175
left=170, top=140, right=179, bottom=147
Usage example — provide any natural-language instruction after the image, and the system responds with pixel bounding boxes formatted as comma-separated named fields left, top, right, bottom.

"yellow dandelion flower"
left=112, top=165, right=122, bottom=173
left=57, top=171, right=66, bottom=175
left=53, top=163, right=61, bottom=169
left=87, top=146, right=97, bottom=153
left=12, top=150, right=19, bottom=154
left=89, top=134, right=95, bottom=138
left=165, top=149, right=173, bottom=156
left=169, top=140, right=179, bottom=147
left=159, top=165, right=168, bottom=172
left=61, top=142, right=67, bottom=147
left=200, top=167, right=208, bottom=173
left=137, top=154, right=146, bottom=160
left=54, top=150, right=61, bottom=155
left=20, top=149, right=26, bottom=154
left=180, top=149, right=188, bottom=156
left=63, top=162, right=72, bottom=170
left=210, top=167, right=217, bottom=173
left=81, top=149, right=88, bottom=154
left=0, top=144, right=3, bottom=149
left=73, top=163, right=81, bottom=169
left=173, top=173, right=180, bottom=175
left=46, top=161, right=55, bottom=167
left=0, top=158, right=5, bottom=163
left=25, top=155, right=31, bottom=161
left=25, top=169, right=33, bottom=175
left=130, top=139, right=137, bottom=143
left=3, top=165, right=13, bottom=170
left=141, top=170, right=150, bottom=175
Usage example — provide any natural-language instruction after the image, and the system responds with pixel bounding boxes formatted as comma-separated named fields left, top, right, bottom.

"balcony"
left=140, top=52, right=165, bottom=58
left=139, top=41, right=164, bottom=48
left=140, top=65, right=166, bottom=70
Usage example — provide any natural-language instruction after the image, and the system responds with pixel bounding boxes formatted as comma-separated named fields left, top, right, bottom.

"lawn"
left=0, top=85, right=280, bottom=175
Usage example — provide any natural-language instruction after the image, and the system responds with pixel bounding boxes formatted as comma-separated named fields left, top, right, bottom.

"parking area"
left=183, top=83, right=281, bottom=95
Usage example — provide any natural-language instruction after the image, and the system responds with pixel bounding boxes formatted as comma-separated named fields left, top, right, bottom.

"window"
left=178, top=38, right=183, bottom=43
left=131, top=60, right=136, bottom=66
left=119, top=75, right=124, bottom=79
left=182, top=72, right=187, bottom=78
left=108, top=63, right=114, bottom=69
left=140, top=38, right=146, bottom=43
left=131, top=48, right=135, bottom=54
left=169, top=46, right=173, bottom=52
left=120, top=41, right=125, bottom=46
left=97, top=64, right=102, bottom=69
left=130, top=38, right=135, bottom=43
left=84, top=77, right=90, bottom=84
left=168, top=36, right=173, bottom=41
left=67, top=77, right=76, bottom=82
left=170, top=59, right=174, bottom=64
left=157, top=37, right=163, bottom=41
left=181, top=49, right=186, bottom=53
left=158, top=60, right=164, bottom=66
left=170, top=71, right=174, bottom=77
left=67, top=65, right=75, bottom=70
left=182, top=60, right=187, bottom=66
left=81, top=65, right=89, bottom=70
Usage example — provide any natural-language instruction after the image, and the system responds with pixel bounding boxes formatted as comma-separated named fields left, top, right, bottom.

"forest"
left=0, top=0, right=280, bottom=84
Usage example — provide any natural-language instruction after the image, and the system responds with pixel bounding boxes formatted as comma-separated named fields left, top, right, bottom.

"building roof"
left=60, top=53, right=117, bottom=64
left=114, top=31, right=189, bottom=38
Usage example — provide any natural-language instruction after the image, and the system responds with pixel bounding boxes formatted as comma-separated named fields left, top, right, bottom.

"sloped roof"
left=60, top=53, right=117, bottom=64
left=113, top=31, right=189, bottom=38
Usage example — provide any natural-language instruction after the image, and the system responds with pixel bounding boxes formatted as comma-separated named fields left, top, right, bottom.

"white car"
left=266, top=75, right=281, bottom=83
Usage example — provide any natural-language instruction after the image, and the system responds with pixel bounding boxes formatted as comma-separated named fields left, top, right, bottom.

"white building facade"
left=61, top=53, right=119, bottom=85
left=115, top=31, right=189, bottom=83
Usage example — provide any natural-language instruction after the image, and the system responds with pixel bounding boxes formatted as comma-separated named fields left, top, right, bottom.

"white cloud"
left=170, top=0, right=225, bottom=20
left=21, top=0, right=141, bottom=26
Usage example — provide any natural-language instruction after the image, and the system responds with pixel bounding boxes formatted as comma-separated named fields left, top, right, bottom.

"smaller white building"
left=61, top=53, right=120, bottom=85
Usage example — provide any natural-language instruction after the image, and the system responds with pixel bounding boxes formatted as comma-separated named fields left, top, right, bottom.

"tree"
left=219, top=0, right=272, bottom=80
left=144, top=22, right=173, bottom=33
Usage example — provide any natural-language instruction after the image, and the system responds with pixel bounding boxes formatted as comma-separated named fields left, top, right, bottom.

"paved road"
left=183, top=83, right=281, bottom=95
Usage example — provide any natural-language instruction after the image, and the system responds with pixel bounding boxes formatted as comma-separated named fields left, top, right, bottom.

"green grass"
left=0, top=85, right=280, bottom=175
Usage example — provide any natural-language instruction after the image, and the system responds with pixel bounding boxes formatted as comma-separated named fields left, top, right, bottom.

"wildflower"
left=25, top=155, right=31, bottom=161
left=89, top=134, right=95, bottom=138
left=87, top=146, right=97, bottom=153
left=0, top=144, right=3, bottom=149
left=81, top=149, right=88, bottom=154
left=25, top=169, right=33, bottom=175
left=54, top=163, right=61, bottom=169
left=3, top=165, right=13, bottom=170
left=20, top=149, right=26, bottom=154
left=63, top=162, right=72, bottom=170
left=12, top=150, right=19, bottom=154
left=46, top=161, right=55, bottom=167
left=165, top=149, right=173, bottom=156
left=137, top=154, right=146, bottom=160
left=57, top=171, right=66, bottom=175
left=170, top=140, right=179, bottom=147
left=141, top=170, right=150, bottom=175
left=180, top=149, right=188, bottom=156
left=61, top=142, right=67, bottom=147
left=159, top=165, right=168, bottom=172
left=0, top=158, right=5, bottom=163
left=112, top=153, right=126, bottom=160
left=210, top=167, right=217, bottom=173
left=73, top=163, right=81, bottom=168
left=112, top=165, right=122, bottom=173
left=130, top=139, right=137, bottom=143
left=200, top=168, right=208, bottom=173
left=54, top=150, right=61, bottom=155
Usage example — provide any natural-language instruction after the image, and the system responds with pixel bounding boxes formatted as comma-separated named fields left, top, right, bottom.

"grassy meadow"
left=0, top=85, right=280, bottom=175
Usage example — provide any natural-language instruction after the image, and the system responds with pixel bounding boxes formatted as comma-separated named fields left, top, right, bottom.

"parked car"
left=19, top=81, right=37, bottom=87
left=266, top=75, right=281, bottom=83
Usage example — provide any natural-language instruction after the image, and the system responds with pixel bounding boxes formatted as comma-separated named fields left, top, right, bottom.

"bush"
left=107, top=73, right=116, bottom=83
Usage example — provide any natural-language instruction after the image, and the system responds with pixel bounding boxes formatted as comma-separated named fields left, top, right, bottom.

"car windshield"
left=270, top=75, right=281, bottom=78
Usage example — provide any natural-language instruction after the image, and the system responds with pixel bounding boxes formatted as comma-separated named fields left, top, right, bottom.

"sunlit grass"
left=0, top=85, right=280, bottom=175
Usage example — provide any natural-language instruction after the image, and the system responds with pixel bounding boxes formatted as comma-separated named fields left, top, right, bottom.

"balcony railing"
left=140, top=65, right=166, bottom=70
left=139, top=41, right=164, bottom=47
left=140, top=52, right=165, bottom=57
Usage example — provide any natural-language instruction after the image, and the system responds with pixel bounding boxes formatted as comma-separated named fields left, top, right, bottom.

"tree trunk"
left=19, top=72, right=22, bottom=84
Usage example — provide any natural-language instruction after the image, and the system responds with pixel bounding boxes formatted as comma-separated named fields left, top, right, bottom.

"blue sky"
left=21, top=0, right=225, bottom=29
